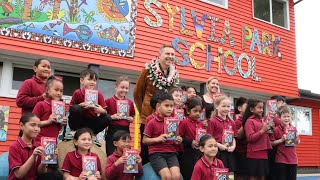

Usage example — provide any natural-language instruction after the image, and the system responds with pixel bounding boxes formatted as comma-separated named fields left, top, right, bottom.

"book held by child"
left=82, top=156, right=97, bottom=177
left=52, top=100, right=65, bottom=123
left=164, top=118, right=179, bottom=140
left=41, top=137, right=57, bottom=164
left=124, top=149, right=139, bottom=173
left=85, top=89, right=98, bottom=107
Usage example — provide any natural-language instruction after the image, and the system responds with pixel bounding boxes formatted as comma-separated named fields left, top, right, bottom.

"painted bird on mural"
left=63, top=23, right=93, bottom=41
left=97, top=25, right=124, bottom=43
left=39, top=0, right=54, bottom=11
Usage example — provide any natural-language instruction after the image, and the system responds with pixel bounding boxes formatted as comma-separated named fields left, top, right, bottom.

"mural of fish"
left=63, top=23, right=93, bottom=41
left=97, top=25, right=124, bottom=43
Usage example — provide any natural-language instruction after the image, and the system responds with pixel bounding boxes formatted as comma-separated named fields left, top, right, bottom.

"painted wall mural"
left=0, top=0, right=138, bottom=57
left=0, top=106, right=9, bottom=142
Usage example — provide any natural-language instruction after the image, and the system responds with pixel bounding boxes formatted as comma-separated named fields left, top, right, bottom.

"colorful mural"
left=0, top=106, right=9, bottom=142
left=0, top=0, right=138, bottom=57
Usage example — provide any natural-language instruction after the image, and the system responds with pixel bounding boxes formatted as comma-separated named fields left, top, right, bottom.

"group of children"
left=8, top=59, right=300, bottom=180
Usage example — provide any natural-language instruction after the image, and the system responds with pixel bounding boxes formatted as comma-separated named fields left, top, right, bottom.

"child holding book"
left=271, top=106, right=300, bottom=180
left=178, top=97, right=205, bottom=180
left=191, top=134, right=225, bottom=180
left=243, top=99, right=272, bottom=180
left=105, top=130, right=143, bottom=180
left=207, top=95, right=236, bottom=172
left=143, top=91, right=182, bottom=180
left=169, top=87, right=183, bottom=109
left=16, top=59, right=51, bottom=114
left=61, top=128, right=102, bottom=179
left=68, top=69, right=112, bottom=146
left=105, top=76, right=135, bottom=156
left=8, top=113, right=46, bottom=180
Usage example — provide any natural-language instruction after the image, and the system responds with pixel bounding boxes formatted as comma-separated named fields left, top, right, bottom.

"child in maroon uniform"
left=16, top=59, right=51, bottom=114
left=243, top=99, right=272, bottom=180
left=61, top=128, right=102, bottom=179
left=8, top=113, right=46, bottom=180
left=179, top=97, right=205, bottom=180
left=68, top=69, right=112, bottom=146
left=191, top=134, right=224, bottom=180
left=105, top=130, right=143, bottom=180
left=32, top=76, right=67, bottom=143
left=271, top=106, right=300, bottom=180
left=143, top=91, right=182, bottom=180
left=169, top=87, right=184, bottom=109
left=105, top=76, right=135, bottom=156
left=234, top=97, right=248, bottom=180
left=207, top=95, right=236, bottom=172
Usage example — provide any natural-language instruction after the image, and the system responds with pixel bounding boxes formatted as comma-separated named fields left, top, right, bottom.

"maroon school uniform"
left=143, top=113, right=177, bottom=154
left=32, top=98, right=61, bottom=143
left=70, top=88, right=106, bottom=118
left=191, top=157, right=225, bottom=180
left=244, top=115, right=272, bottom=159
left=272, top=125, right=298, bottom=164
left=207, top=116, right=236, bottom=144
left=16, top=75, right=46, bottom=114
left=105, top=95, right=135, bottom=127
left=145, top=112, right=157, bottom=125
left=234, top=116, right=247, bottom=153
left=273, top=116, right=281, bottom=127
left=8, top=137, right=41, bottom=180
left=105, top=151, right=143, bottom=180
left=61, top=150, right=102, bottom=177
left=179, top=117, right=204, bottom=141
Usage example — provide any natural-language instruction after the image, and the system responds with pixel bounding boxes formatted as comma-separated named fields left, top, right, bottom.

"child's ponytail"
left=19, top=113, right=38, bottom=137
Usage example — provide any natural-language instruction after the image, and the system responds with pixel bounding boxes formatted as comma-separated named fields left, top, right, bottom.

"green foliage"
left=65, top=13, right=80, bottom=24
left=31, top=6, right=41, bottom=20
left=14, top=0, right=23, bottom=17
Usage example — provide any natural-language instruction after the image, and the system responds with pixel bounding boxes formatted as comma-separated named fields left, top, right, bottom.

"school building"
left=0, top=0, right=319, bottom=168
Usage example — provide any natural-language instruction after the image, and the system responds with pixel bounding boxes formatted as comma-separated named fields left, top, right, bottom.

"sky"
left=295, top=0, right=320, bottom=94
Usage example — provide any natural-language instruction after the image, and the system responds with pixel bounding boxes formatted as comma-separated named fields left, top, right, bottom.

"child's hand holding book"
left=157, top=134, right=167, bottom=143
left=114, top=156, right=127, bottom=167
left=191, top=140, right=199, bottom=149
left=175, top=136, right=182, bottom=144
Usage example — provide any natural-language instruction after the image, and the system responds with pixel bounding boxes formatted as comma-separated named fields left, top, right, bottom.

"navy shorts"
left=149, top=152, right=179, bottom=173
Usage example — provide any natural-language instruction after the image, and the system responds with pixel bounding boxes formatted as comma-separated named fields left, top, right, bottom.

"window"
left=12, top=67, right=34, bottom=90
left=253, top=0, right=289, bottom=29
left=200, top=0, right=228, bottom=9
left=288, top=105, right=312, bottom=136
left=54, top=71, right=80, bottom=96
left=98, top=79, right=135, bottom=100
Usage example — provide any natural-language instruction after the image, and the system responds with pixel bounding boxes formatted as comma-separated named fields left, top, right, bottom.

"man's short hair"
left=160, top=44, right=174, bottom=54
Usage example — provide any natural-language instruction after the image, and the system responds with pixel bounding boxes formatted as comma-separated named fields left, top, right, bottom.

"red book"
left=182, top=91, right=187, bottom=103
left=164, top=117, right=179, bottom=140
left=175, top=108, right=184, bottom=121
left=123, top=149, right=139, bottom=173
left=85, top=89, right=98, bottom=107
left=264, top=114, right=275, bottom=134
left=52, top=100, right=65, bottom=123
left=199, top=108, right=206, bottom=121
left=196, top=128, right=207, bottom=142
left=214, top=168, right=229, bottom=180
left=285, top=126, right=296, bottom=147
left=117, top=100, right=129, bottom=119
left=82, top=156, right=97, bottom=177
left=267, top=99, right=278, bottom=116
left=41, top=137, right=57, bottom=164
left=222, top=129, right=234, bottom=147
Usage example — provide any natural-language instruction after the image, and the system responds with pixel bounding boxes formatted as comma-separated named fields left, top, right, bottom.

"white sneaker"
left=92, top=135, right=101, bottom=147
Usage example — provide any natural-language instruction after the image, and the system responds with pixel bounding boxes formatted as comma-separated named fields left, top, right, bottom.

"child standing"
left=169, top=87, right=183, bottom=109
left=32, top=75, right=66, bottom=143
left=178, top=97, right=205, bottom=180
left=68, top=69, right=112, bottom=146
left=16, top=59, right=51, bottom=114
left=8, top=113, right=46, bottom=180
left=61, top=128, right=102, bottom=179
left=207, top=96, right=236, bottom=172
left=105, top=130, right=143, bottom=180
left=271, top=106, right=300, bottom=180
left=143, top=91, right=182, bottom=180
left=191, top=134, right=225, bottom=180
left=243, top=99, right=272, bottom=180
left=105, top=76, right=135, bottom=156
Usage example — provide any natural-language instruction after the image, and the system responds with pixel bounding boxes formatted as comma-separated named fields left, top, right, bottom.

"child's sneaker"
left=64, top=130, right=75, bottom=141
left=92, top=135, right=101, bottom=147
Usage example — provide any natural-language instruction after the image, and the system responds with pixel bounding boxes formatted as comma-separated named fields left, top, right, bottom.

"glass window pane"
left=272, top=0, right=288, bottom=28
left=54, top=74, right=80, bottom=96
left=12, top=67, right=34, bottom=90
left=201, top=0, right=227, bottom=8
left=98, top=79, right=135, bottom=100
left=254, top=0, right=270, bottom=22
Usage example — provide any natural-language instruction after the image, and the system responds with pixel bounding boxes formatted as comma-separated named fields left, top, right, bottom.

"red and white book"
left=41, top=137, right=57, bottom=164
left=82, top=156, right=97, bottom=177
left=199, top=108, right=206, bottom=122
left=85, top=89, right=98, bottom=107
left=267, top=99, right=278, bottom=116
left=196, top=128, right=207, bottom=142
left=213, top=168, right=229, bottom=180
left=123, top=149, right=139, bottom=173
left=175, top=108, right=184, bottom=121
left=117, top=100, right=129, bottom=119
left=285, top=126, right=297, bottom=147
left=52, top=100, right=65, bottom=123
left=164, top=118, right=179, bottom=140
left=222, top=129, right=234, bottom=147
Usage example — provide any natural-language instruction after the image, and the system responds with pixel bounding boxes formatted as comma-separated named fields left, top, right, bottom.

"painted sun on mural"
left=0, top=0, right=138, bottom=57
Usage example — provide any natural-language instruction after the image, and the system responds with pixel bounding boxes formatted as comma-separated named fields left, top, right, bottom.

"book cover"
left=82, top=156, right=97, bottom=177
left=123, top=149, right=139, bottom=173
left=267, top=99, right=278, bottom=116
left=214, top=168, right=229, bottom=180
left=199, top=108, right=206, bottom=122
left=175, top=108, right=184, bottom=121
left=117, top=100, right=129, bottom=119
left=222, top=129, right=234, bottom=147
left=264, top=114, right=275, bottom=134
left=164, top=118, right=179, bottom=140
left=85, top=89, right=98, bottom=107
left=285, top=126, right=296, bottom=147
left=52, top=100, right=65, bottom=123
left=196, top=128, right=207, bottom=142
left=41, top=137, right=57, bottom=164
left=182, top=91, right=187, bottom=103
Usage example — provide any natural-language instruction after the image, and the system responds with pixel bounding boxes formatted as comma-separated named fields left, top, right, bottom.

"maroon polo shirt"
left=70, top=88, right=106, bottom=118
left=191, top=156, right=225, bottom=180
left=61, top=150, right=102, bottom=177
left=16, top=75, right=46, bottom=114
left=207, top=116, right=236, bottom=144
left=244, top=115, right=272, bottom=159
left=145, top=112, right=157, bottom=125
left=32, top=98, right=61, bottom=143
left=8, top=137, right=41, bottom=180
left=143, top=114, right=177, bottom=154
left=272, top=125, right=298, bottom=164
left=234, top=116, right=247, bottom=153
left=105, top=151, right=143, bottom=180
left=179, top=117, right=204, bottom=141
left=105, top=95, right=135, bottom=127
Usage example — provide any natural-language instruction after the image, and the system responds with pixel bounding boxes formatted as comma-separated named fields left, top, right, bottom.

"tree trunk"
left=53, top=0, right=62, bottom=19
left=22, top=0, right=32, bottom=20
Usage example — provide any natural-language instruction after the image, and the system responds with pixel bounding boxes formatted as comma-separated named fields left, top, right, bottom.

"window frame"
left=200, top=0, right=228, bottom=9
left=252, top=0, right=290, bottom=30
left=288, top=105, right=312, bottom=136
